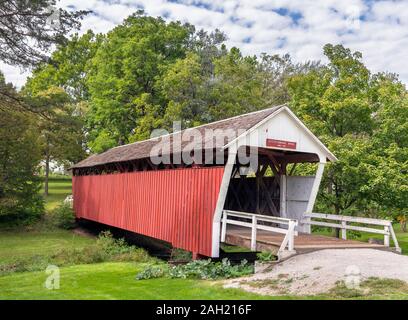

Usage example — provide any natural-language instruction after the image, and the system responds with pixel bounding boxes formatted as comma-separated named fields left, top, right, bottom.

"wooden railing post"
left=221, top=211, right=227, bottom=243
left=251, top=215, right=257, bottom=251
left=389, top=223, right=401, bottom=253
left=288, top=220, right=295, bottom=251
left=384, top=225, right=390, bottom=247
left=304, top=212, right=401, bottom=252
left=341, top=220, right=347, bottom=240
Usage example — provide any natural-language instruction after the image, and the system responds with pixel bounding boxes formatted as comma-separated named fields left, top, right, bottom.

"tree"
left=0, top=73, right=43, bottom=222
left=22, top=31, right=100, bottom=193
left=26, top=30, right=102, bottom=101
left=0, top=0, right=87, bottom=68
left=86, top=11, right=194, bottom=152
left=257, top=53, right=320, bottom=106
left=0, top=1, right=88, bottom=121
left=159, top=52, right=208, bottom=129
left=366, top=74, right=408, bottom=227
left=288, top=44, right=408, bottom=234
left=159, top=41, right=315, bottom=131
left=289, top=44, right=373, bottom=138
left=23, top=86, right=85, bottom=196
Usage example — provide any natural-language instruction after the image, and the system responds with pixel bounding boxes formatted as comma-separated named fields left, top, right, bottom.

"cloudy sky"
left=2, top=0, right=407, bottom=87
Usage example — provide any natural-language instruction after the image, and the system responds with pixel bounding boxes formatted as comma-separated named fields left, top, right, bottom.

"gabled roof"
left=72, top=105, right=285, bottom=169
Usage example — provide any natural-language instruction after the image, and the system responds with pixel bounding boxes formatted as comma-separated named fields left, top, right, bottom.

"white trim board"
left=224, top=106, right=337, bottom=163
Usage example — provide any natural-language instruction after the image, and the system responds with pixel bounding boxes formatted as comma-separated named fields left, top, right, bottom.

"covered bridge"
left=73, top=105, right=385, bottom=258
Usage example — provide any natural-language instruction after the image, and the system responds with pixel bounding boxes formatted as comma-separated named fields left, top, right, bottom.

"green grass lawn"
left=0, top=227, right=279, bottom=300
left=41, top=175, right=72, bottom=211
left=0, top=262, right=278, bottom=300
left=1, top=260, right=407, bottom=300
left=0, top=229, right=94, bottom=265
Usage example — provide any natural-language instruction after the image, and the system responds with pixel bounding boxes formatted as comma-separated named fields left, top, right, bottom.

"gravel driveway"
left=224, top=249, right=408, bottom=295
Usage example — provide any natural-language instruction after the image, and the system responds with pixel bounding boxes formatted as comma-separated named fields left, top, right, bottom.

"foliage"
left=135, top=265, right=167, bottom=280
left=22, top=86, right=86, bottom=195
left=170, top=248, right=192, bottom=262
left=51, top=203, right=75, bottom=229
left=81, top=11, right=313, bottom=151
left=289, top=44, right=408, bottom=220
left=86, top=11, right=194, bottom=151
left=0, top=0, right=87, bottom=68
left=0, top=74, right=44, bottom=224
left=160, top=48, right=312, bottom=131
left=256, top=251, right=277, bottom=262
left=169, top=258, right=253, bottom=280
left=25, top=30, right=102, bottom=102
left=136, top=258, right=253, bottom=280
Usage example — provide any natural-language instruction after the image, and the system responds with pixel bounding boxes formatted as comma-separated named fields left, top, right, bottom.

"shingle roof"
left=72, top=105, right=285, bottom=169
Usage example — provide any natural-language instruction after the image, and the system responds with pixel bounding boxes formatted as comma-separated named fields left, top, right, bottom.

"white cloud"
left=2, top=0, right=407, bottom=88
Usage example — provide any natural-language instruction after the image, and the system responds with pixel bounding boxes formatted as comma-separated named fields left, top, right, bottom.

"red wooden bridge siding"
left=72, top=167, right=225, bottom=256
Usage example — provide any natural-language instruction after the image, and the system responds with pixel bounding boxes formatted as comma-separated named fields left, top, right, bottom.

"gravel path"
left=224, top=249, right=408, bottom=295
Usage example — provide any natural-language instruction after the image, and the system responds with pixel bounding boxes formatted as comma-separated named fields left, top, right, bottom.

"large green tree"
left=22, top=31, right=100, bottom=193
left=288, top=44, right=408, bottom=229
left=26, top=30, right=102, bottom=102
left=0, top=73, right=43, bottom=222
left=86, top=12, right=194, bottom=152
left=22, top=86, right=85, bottom=196
left=159, top=47, right=309, bottom=132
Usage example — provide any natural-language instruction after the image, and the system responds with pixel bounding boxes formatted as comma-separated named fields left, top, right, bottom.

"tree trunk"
left=44, top=152, right=50, bottom=197
left=401, top=221, right=407, bottom=233
left=333, top=205, right=341, bottom=238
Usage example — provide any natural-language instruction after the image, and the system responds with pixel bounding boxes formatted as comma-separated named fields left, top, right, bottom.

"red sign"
left=266, top=138, right=297, bottom=150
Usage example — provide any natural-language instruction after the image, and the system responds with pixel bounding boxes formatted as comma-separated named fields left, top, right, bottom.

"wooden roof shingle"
left=72, top=105, right=284, bottom=169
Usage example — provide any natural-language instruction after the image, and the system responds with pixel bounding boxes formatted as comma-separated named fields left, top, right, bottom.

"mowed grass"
left=0, top=229, right=94, bottom=265
left=0, top=262, right=278, bottom=300
left=41, top=176, right=72, bottom=211
left=0, top=228, right=275, bottom=300
left=1, top=261, right=408, bottom=300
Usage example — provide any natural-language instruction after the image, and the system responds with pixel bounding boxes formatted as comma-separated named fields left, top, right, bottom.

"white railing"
left=221, top=210, right=298, bottom=256
left=302, top=212, right=401, bottom=253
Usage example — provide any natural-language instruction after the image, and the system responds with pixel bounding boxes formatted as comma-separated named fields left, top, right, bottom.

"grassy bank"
left=0, top=262, right=273, bottom=300
left=0, top=229, right=94, bottom=265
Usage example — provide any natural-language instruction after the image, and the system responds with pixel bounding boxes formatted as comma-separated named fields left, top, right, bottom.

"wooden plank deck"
left=224, top=225, right=384, bottom=254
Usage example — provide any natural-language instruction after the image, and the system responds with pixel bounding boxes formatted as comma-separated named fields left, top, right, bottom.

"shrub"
left=95, top=231, right=151, bottom=262
left=256, top=251, right=277, bottom=262
left=170, top=248, right=192, bottom=262
left=136, top=265, right=167, bottom=280
left=136, top=258, right=254, bottom=280
left=51, top=203, right=76, bottom=229
left=169, top=258, right=253, bottom=280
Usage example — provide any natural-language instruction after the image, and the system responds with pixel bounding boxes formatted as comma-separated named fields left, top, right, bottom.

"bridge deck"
left=224, top=225, right=384, bottom=254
